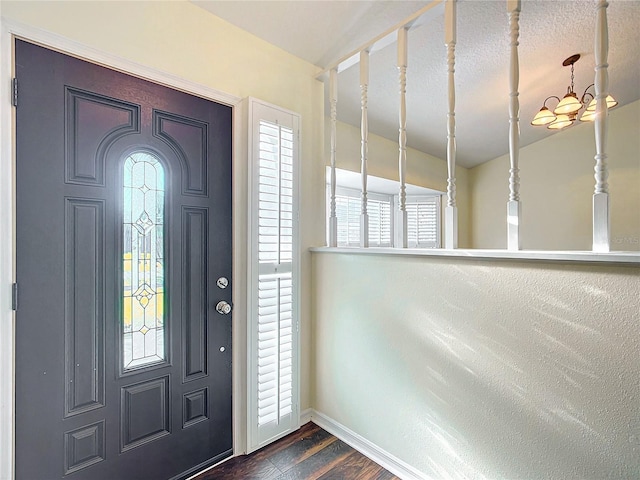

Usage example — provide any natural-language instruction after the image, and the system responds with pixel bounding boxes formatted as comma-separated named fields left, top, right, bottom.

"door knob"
left=216, top=301, right=232, bottom=315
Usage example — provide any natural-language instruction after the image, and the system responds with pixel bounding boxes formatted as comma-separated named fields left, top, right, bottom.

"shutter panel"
left=336, top=194, right=361, bottom=247
left=257, top=120, right=294, bottom=429
left=335, top=189, right=392, bottom=247
left=250, top=102, right=299, bottom=451
left=257, top=275, right=292, bottom=426
left=258, top=121, right=294, bottom=264
left=407, top=196, right=440, bottom=248
left=368, top=198, right=392, bottom=246
left=335, top=195, right=349, bottom=246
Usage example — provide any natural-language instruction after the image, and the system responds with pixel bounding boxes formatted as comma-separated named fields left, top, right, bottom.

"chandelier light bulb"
left=531, top=106, right=556, bottom=126
left=553, top=92, right=582, bottom=115
left=580, top=109, right=596, bottom=122
left=547, top=114, right=574, bottom=130
left=585, top=95, right=619, bottom=112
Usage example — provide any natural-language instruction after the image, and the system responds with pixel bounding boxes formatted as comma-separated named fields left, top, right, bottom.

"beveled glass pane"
left=122, top=151, right=166, bottom=370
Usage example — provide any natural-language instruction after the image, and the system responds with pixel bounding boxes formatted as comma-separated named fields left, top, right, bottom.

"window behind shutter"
left=249, top=101, right=299, bottom=451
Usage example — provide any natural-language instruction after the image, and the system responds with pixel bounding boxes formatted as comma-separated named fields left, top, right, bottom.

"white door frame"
left=0, top=18, right=249, bottom=480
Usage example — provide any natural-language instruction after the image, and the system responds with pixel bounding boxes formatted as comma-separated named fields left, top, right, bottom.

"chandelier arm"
left=542, top=95, right=561, bottom=108
left=580, top=83, right=596, bottom=104
left=581, top=92, right=595, bottom=105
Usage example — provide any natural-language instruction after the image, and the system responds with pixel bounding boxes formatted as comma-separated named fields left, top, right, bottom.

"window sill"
left=309, top=246, right=640, bottom=266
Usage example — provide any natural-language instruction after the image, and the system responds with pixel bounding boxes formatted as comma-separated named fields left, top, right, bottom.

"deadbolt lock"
left=216, top=301, right=232, bottom=315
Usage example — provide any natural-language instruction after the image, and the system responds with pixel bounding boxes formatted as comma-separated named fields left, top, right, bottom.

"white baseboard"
left=299, top=407, right=313, bottom=426
left=309, top=410, right=429, bottom=480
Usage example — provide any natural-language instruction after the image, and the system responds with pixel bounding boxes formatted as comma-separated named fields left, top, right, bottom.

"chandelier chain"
left=570, top=63, right=575, bottom=93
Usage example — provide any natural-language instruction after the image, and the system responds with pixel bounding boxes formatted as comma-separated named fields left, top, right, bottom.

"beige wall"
left=331, top=120, right=472, bottom=248
left=2, top=0, right=326, bottom=411
left=313, top=252, right=640, bottom=479
left=469, top=100, right=640, bottom=250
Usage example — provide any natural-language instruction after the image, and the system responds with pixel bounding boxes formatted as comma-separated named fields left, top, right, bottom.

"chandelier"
left=531, top=54, right=617, bottom=130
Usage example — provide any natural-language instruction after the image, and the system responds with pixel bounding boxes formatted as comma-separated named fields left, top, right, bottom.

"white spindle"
left=507, top=0, right=521, bottom=251
left=360, top=50, right=370, bottom=248
left=397, top=27, right=408, bottom=249
left=444, top=0, right=458, bottom=249
left=593, top=0, right=610, bottom=252
left=329, top=68, right=338, bottom=247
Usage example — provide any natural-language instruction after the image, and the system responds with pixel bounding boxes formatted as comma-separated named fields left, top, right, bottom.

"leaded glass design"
left=122, top=152, right=166, bottom=370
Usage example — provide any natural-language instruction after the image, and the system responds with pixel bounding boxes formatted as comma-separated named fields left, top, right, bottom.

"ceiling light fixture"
left=531, top=54, right=618, bottom=130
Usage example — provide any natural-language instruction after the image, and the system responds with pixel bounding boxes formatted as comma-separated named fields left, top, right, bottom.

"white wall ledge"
left=310, top=247, right=640, bottom=266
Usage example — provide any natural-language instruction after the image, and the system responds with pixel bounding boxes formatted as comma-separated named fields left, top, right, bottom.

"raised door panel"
left=120, top=376, right=171, bottom=452
left=154, top=111, right=208, bottom=196
left=65, top=88, right=139, bottom=186
left=64, top=198, right=105, bottom=417
left=64, top=421, right=106, bottom=475
left=182, top=208, right=208, bottom=382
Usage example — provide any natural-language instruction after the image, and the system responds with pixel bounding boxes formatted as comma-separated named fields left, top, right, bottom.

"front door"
left=15, top=39, right=233, bottom=479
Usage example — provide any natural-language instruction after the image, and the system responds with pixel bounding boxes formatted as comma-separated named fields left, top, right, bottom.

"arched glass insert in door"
left=122, top=151, right=166, bottom=370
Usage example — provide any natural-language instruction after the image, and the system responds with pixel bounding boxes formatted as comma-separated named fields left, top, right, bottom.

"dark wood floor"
left=193, top=422, right=401, bottom=480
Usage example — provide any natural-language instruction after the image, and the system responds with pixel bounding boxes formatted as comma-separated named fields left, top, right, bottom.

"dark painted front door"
left=15, top=39, right=233, bottom=480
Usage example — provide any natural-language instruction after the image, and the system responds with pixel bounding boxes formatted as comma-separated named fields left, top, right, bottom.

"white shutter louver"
left=257, top=276, right=292, bottom=426
left=335, top=188, right=392, bottom=247
left=407, top=196, right=440, bottom=248
left=258, top=121, right=293, bottom=265
left=368, top=198, right=392, bottom=246
left=335, top=195, right=360, bottom=246
left=250, top=104, right=299, bottom=451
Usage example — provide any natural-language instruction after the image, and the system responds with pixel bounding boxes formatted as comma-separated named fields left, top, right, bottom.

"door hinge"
left=11, top=78, right=18, bottom=107
left=11, top=283, right=18, bottom=311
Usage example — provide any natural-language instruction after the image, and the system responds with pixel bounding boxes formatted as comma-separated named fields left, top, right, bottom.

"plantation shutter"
left=335, top=194, right=360, bottom=246
left=406, top=196, right=441, bottom=248
left=249, top=101, right=299, bottom=451
left=335, top=188, right=392, bottom=247
left=368, top=198, right=392, bottom=246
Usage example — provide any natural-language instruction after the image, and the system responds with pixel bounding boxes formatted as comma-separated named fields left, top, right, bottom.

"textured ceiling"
left=193, top=0, right=640, bottom=168
left=192, top=0, right=428, bottom=67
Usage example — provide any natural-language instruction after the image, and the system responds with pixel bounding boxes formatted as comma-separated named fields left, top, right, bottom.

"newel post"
left=507, top=0, right=522, bottom=250
left=328, top=68, right=338, bottom=247
left=397, top=27, right=408, bottom=248
left=444, top=0, right=458, bottom=249
left=592, top=0, right=611, bottom=252
left=360, top=50, right=370, bottom=248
